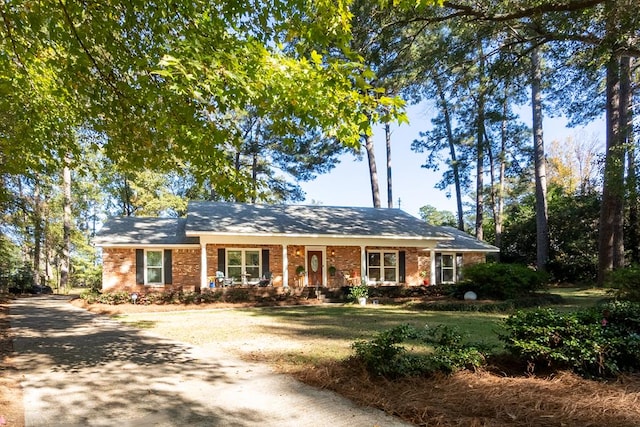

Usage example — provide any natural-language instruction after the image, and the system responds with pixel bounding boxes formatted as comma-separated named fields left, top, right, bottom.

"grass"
left=548, top=286, right=611, bottom=311
left=115, top=305, right=506, bottom=368
left=112, top=287, right=609, bottom=370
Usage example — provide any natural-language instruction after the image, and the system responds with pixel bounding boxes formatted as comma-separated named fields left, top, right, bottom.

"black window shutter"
left=398, top=250, right=406, bottom=283
left=217, top=248, right=225, bottom=273
left=164, top=249, right=173, bottom=285
left=136, top=249, right=144, bottom=284
left=262, top=249, right=270, bottom=276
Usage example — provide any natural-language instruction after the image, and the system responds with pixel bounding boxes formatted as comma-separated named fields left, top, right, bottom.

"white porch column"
left=200, top=242, right=208, bottom=290
left=430, top=249, right=436, bottom=286
left=282, top=244, right=289, bottom=288
left=360, top=245, right=366, bottom=283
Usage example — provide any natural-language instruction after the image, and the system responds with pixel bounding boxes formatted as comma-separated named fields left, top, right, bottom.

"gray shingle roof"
left=435, top=226, right=500, bottom=252
left=94, top=217, right=199, bottom=246
left=94, top=203, right=499, bottom=253
left=186, top=201, right=450, bottom=239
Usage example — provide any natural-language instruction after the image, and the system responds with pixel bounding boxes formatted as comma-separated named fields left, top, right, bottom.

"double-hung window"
left=367, top=250, right=398, bottom=283
left=435, top=253, right=463, bottom=284
left=145, top=250, right=164, bottom=285
left=227, top=249, right=261, bottom=284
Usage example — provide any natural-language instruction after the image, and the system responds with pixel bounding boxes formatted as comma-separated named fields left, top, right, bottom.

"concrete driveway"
left=10, top=296, right=411, bottom=427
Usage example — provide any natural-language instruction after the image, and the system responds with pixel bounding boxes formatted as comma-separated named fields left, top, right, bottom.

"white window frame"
left=145, top=249, right=164, bottom=286
left=226, top=248, right=262, bottom=285
left=436, top=253, right=463, bottom=284
left=366, top=250, right=399, bottom=284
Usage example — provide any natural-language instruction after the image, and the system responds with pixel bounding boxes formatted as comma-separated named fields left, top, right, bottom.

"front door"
left=307, top=251, right=323, bottom=287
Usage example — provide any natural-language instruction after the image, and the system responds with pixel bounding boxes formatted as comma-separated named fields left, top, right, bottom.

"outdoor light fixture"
left=331, top=249, right=335, bottom=256
left=296, top=249, right=300, bottom=256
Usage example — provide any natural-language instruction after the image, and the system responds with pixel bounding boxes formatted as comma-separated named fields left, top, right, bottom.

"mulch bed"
left=294, top=358, right=640, bottom=426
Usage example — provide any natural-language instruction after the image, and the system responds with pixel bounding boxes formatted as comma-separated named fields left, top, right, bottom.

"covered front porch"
left=197, top=237, right=440, bottom=290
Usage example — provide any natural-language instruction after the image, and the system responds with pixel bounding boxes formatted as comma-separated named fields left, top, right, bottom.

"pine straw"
left=292, top=359, right=640, bottom=427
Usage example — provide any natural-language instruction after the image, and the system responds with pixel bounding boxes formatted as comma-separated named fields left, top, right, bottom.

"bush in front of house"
left=413, top=293, right=564, bottom=313
left=499, top=301, right=640, bottom=378
left=604, top=265, right=640, bottom=302
left=366, top=284, right=455, bottom=299
left=80, top=290, right=131, bottom=305
left=352, top=324, right=488, bottom=378
left=222, top=288, right=251, bottom=303
left=455, top=263, right=548, bottom=300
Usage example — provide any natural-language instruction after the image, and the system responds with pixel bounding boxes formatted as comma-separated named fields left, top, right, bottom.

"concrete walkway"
left=10, top=296, right=411, bottom=427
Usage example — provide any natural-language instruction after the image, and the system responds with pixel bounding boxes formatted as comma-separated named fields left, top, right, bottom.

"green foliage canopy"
left=0, top=1, right=411, bottom=185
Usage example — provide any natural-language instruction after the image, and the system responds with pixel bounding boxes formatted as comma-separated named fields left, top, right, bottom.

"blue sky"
left=299, top=102, right=605, bottom=219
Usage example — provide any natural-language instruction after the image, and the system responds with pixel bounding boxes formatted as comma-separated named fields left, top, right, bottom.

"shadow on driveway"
left=10, top=296, right=409, bottom=427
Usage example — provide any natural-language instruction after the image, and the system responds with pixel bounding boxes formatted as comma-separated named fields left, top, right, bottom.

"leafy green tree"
left=419, top=205, right=458, bottom=227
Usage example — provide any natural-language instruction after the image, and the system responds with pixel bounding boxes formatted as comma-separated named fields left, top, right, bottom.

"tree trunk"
left=385, top=122, right=393, bottom=209
left=33, top=179, right=42, bottom=287
left=475, top=42, right=485, bottom=240
left=436, top=81, right=464, bottom=230
left=61, top=155, right=72, bottom=291
left=598, top=55, right=625, bottom=284
left=364, top=131, right=381, bottom=208
left=475, top=100, right=485, bottom=240
left=622, top=57, right=638, bottom=263
left=251, top=150, right=258, bottom=204
left=495, top=95, right=508, bottom=259
left=531, top=47, right=549, bottom=272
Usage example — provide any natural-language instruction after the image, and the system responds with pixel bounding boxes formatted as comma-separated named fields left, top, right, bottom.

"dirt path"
left=10, top=296, right=410, bottom=427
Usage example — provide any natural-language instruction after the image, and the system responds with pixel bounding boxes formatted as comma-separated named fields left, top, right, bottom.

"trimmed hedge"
left=455, top=263, right=548, bottom=300
left=412, top=293, right=564, bottom=313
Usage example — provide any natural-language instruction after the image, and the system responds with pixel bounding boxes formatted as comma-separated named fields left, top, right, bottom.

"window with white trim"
left=367, top=250, right=398, bottom=283
left=145, top=250, right=164, bottom=285
left=435, top=253, right=463, bottom=284
left=227, top=249, right=261, bottom=284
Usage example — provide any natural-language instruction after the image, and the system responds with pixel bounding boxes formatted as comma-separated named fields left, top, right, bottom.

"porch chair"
left=215, top=271, right=233, bottom=287
left=258, top=272, right=273, bottom=287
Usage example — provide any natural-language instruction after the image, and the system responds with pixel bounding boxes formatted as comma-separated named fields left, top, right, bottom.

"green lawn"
left=113, top=288, right=608, bottom=369
left=115, top=305, right=504, bottom=367
left=547, top=286, right=611, bottom=311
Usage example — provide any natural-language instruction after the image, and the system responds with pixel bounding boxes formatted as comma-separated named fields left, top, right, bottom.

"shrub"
left=199, top=290, right=223, bottom=303
left=604, top=265, right=640, bottom=302
left=86, top=290, right=131, bottom=305
left=223, top=288, right=250, bottom=303
left=79, top=288, right=101, bottom=304
left=500, top=301, right=640, bottom=377
left=352, top=324, right=488, bottom=378
left=412, top=293, right=564, bottom=313
left=456, top=263, right=548, bottom=300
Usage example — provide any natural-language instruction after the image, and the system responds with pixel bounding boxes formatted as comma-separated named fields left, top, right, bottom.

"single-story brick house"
left=94, top=201, right=499, bottom=293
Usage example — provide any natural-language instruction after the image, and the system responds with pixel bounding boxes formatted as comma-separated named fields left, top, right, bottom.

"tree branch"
left=58, top=0, right=124, bottom=97
left=441, top=0, right=606, bottom=22
left=0, top=2, right=26, bottom=70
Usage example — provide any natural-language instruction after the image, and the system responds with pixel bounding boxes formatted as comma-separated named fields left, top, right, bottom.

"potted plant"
left=328, top=265, right=337, bottom=277
left=420, top=271, right=429, bottom=286
left=295, top=265, right=305, bottom=276
left=348, top=283, right=369, bottom=305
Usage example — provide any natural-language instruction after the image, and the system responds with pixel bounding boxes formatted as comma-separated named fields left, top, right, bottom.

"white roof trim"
left=186, top=231, right=452, bottom=241
left=98, top=244, right=201, bottom=249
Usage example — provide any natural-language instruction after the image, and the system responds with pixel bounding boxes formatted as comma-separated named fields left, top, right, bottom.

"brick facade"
left=102, top=248, right=200, bottom=293
left=102, top=245, right=489, bottom=291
